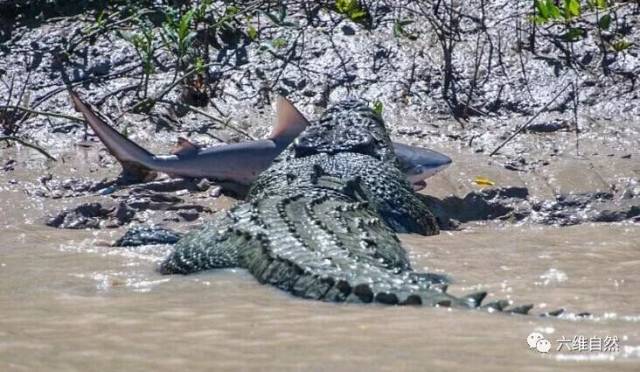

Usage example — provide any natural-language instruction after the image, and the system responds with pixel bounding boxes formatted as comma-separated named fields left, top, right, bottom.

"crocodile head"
left=293, top=100, right=396, bottom=163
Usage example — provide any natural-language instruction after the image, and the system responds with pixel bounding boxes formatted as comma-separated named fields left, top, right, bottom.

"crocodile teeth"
left=462, top=291, right=487, bottom=307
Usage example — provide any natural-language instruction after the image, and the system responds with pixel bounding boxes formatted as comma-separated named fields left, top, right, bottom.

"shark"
left=69, top=91, right=452, bottom=194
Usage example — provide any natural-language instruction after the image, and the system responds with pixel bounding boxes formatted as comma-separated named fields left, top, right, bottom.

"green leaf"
left=350, top=9, right=367, bottom=22
left=588, top=0, right=608, bottom=10
left=178, top=10, right=194, bottom=40
left=225, top=5, right=239, bottom=16
left=335, top=0, right=367, bottom=23
left=393, top=21, right=403, bottom=38
left=562, top=27, right=585, bottom=42
left=393, top=19, right=417, bottom=40
left=335, top=0, right=351, bottom=13
left=194, top=0, right=211, bottom=21
left=194, top=57, right=205, bottom=74
left=564, top=0, right=581, bottom=19
left=548, top=0, right=561, bottom=19
left=372, top=100, right=383, bottom=117
left=535, top=0, right=550, bottom=20
left=272, top=38, right=287, bottom=49
left=247, top=25, right=258, bottom=41
left=535, top=0, right=561, bottom=22
left=598, top=14, right=611, bottom=30
left=611, top=39, right=632, bottom=52
left=530, top=15, right=546, bottom=25
left=95, top=10, right=106, bottom=27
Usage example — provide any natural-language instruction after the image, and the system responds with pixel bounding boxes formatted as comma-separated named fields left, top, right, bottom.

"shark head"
left=393, top=142, right=452, bottom=190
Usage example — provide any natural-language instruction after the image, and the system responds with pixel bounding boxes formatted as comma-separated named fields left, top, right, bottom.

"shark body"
left=69, top=92, right=451, bottom=193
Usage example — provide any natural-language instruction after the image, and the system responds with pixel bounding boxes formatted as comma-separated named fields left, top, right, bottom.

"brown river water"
left=1, top=151, right=639, bottom=372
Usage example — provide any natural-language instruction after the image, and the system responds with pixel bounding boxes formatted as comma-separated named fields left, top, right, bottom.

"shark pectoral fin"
left=269, top=96, right=310, bottom=143
left=172, top=137, right=201, bottom=157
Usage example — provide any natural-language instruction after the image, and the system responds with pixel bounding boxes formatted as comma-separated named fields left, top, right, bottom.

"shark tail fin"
left=69, top=90, right=157, bottom=182
left=269, top=96, right=310, bottom=143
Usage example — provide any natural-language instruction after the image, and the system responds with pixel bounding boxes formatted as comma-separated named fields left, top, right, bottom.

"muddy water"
left=1, top=155, right=639, bottom=371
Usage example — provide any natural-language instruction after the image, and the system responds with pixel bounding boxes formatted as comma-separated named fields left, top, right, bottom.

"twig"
left=4, top=75, right=15, bottom=108
left=0, top=105, right=84, bottom=122
left=157, top=99, right=256, bottom=140
left=516, top=17, right=534, bottom=100
left=66, top=9, right=156, bottom=54
left=463, top=33, right=486, bottom=118
left=127, top=62, right=218, bottom=113
left=270, top=31, right=304, bottom=91
left=33, top=63, right=140, bottom=95
left=572, top=82, right=580, bottom=156
left=489, top=83, right=572, bottom=156
left=0, top=136, right=56, bottom=161
left=95, top=83, right=140, bottom=106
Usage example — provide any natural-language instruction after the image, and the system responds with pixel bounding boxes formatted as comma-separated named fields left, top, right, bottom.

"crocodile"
left=159, top=98, right=541, bottom=313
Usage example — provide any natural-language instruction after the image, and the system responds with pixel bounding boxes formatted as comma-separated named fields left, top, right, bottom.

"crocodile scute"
left=159, top=100, right=521, bottom=311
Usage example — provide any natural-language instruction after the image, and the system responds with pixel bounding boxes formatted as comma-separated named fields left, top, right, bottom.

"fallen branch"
left=127, top=62, right=217, bottom=113
left=0, top=136, right=56, bottom=161
left=0, top=105, right=84, bottom=122
left=158, top=99, right=256, bottom=141
left=489, top=83, right=572, bottom=156
left=31, top=63, right=141, bottom=107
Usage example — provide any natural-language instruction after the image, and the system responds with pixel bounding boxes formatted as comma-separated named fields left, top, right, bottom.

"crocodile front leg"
left=158, top=207, right=254, bottom=274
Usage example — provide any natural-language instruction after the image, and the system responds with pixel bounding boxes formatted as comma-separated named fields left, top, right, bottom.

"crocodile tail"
left=243, top=244, right=467, bottom=306
left=236, top=187, right=478, bottom=308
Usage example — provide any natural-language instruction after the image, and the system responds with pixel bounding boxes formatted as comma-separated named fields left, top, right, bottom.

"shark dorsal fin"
left=172, top=137, right=200, bottom=157
left=269, top=96, right=310, bottom=143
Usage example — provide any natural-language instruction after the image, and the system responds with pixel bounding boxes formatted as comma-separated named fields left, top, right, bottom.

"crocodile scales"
left=159, top=100, right=529, bottom=311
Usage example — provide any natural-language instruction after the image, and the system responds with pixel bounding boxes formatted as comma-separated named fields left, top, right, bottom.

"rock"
left=209, top=186, right=222, bottom=197
left=341, top=25, right=356, bottom=35
left=46, top=201, right=137, bottom=229
left=418, top=187, right=531, bottom=228
left=113, top=202, right=135, bottom=225
left=46, top=202, right=114, bottom=229
left=532, top=191, right=639, bottom=225
left=527, top=121, right=569, bottom=133
left=113, top=226, right=182, bottom=247
left=88, top=56, right=111, bottom=76
left=177, top=209, right=200, bottom=222
left=195, top=178, right=211, bottom=191
left=592, top=209, right=628, bottom=223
